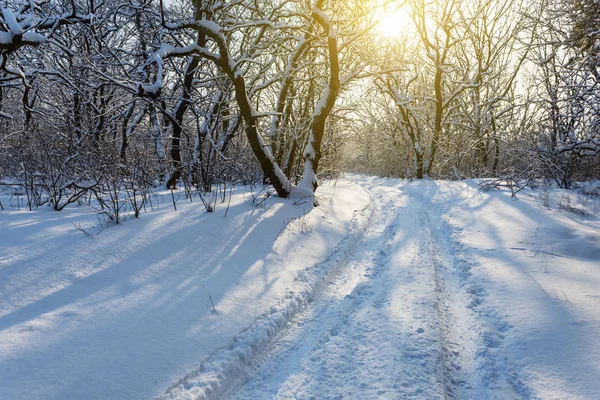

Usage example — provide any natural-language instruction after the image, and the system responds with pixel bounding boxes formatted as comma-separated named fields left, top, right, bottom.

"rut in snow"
left=408, top=182, right=534, bottom=400
left=164, top=178, right=530, bottom=400
left=226, top=181, right=467, bottom=399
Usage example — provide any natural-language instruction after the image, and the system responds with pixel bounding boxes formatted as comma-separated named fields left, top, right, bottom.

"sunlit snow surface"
left=1, top=177, right=599, bottom=399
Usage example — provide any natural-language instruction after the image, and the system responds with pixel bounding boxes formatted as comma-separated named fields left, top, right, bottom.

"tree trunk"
left=298, top=7, right=340, bottom=193
left=166, top=8, right=203, bottom=189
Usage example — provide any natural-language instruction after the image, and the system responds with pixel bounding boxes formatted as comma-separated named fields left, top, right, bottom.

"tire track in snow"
left=227, top=186, right=431, bottom=399
left=162, top=177, right=535, bottom=400
left=417, top=185, right=535, bottom=400
left=159, top=190, right=375, bottom=400
left=226, top=181, right=456, bottom=399
left=419, top=190, right=504, bottom=400
left=421, top=210, right=458, bottom=399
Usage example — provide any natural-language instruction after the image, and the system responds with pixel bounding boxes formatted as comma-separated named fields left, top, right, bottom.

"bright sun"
left=377, top=9, right=411, bottom=37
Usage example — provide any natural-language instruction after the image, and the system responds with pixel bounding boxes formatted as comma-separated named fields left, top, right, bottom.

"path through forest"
left=166, top=177, right=585, bottom=400
left=2, top=177, right=599, bottom=400
left=227, top=180, right=486, bottom=399
left=223, top=178, right=524, bottom=399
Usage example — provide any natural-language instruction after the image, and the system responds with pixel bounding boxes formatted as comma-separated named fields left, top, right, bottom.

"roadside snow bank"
left=429, top=181, right=600, bottom=399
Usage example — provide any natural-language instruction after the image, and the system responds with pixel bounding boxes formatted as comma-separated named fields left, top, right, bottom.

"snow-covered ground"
left=1, top=176, right=599, bottom=399
left=0, top=181, right=368, bottom=399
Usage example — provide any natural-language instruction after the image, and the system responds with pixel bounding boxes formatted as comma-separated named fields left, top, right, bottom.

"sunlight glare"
left=377, top=9, right=411, bottom=38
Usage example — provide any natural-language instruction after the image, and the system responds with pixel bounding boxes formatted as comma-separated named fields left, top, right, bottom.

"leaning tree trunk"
left=298, top=6, right=340, bottom=193
left=158, top=12, right=294, bottom=196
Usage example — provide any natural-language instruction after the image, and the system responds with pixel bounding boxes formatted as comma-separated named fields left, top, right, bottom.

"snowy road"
left=228, top=180, right=462, bottom=399
left=3, top=177, right=599, bottom=400
left=161, top=177, right=600, bottom=400
left=174, top=177, right=547, bottom=400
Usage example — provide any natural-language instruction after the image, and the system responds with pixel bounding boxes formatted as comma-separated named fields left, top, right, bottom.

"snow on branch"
left=0, top=1, right=92, bottom=75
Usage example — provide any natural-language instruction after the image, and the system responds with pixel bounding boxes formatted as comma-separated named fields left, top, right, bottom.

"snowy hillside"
left=1, top=176, right=599, bottom=399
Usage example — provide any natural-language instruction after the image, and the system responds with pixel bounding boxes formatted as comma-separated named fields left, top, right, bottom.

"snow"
left=1, top=7, right=23, bottom=36
left=21, top=31, right=47, bottom=44
left=313, top=87, right=330, bottom=117
left=297, top=159, right=317, bottom=194
left=0, top=181, right=368, bottom=400
left=196, top=20, right=222, bottom=36
left=311, top=8, right=330, bottom=25
left=252, top=131, right=290, bottom=192
left=141, top=44, right=218, bottom=95
left=5, top=66, right=25, bottom=78
left=180, top=177, right=600, bottom=399
left=0, top=8, right=45, bottom=46
left=311, top=7, right=336, bottom=39
left=229, top=178, right=447, bottom=399
left=1, top=176, right=599, bottom=399
left=436, top=180, right=600, bottom=399
left=140, top=47, right=167, bottom=95
left=297, top=140, right=318, bottom=193
left=0, top=32, right=12, bottom=44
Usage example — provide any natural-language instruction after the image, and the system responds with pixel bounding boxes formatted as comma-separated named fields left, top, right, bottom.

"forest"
left=0, top=0, right=598, bottom=214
